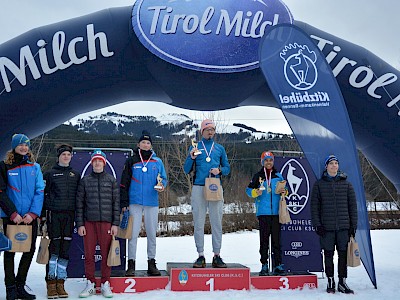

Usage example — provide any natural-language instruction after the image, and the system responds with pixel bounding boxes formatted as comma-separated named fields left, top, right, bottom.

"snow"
left=1, top=229, right=397, bottom=299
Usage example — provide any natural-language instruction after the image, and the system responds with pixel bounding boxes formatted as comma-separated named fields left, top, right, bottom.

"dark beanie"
left=57, top=144, right=73, bottom=157
left=324, top=154, right=339, bottom=166
left=139, top=130, right=152, bottom=144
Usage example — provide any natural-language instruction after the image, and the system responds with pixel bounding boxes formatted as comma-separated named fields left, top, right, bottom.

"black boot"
left=338, top=277, right=354, bottom=294
left=326, top=277, right=335, bottom=294
left=16, top=282, right=36, bottom=300
left=6, top=285, right=16, bottom=300
left=126, top=259, right=135, bottom=276
left=147, top=259, right=161, bottom=276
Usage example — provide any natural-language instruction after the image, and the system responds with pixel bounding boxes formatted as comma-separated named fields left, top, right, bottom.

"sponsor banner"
left=67, top=149, right=130, bottom=278
left=259, top=24, right=375, bottom=285
left=132, top=0, right=292, bottom=72
left=274, top=157, right=322, bottom=272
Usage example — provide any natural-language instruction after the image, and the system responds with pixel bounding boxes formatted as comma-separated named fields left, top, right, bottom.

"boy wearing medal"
left=184, top=119, right=230, bottom=268
left=246, top=151, right=287, bottom=276
left=120, top=131, right=167, bottom=276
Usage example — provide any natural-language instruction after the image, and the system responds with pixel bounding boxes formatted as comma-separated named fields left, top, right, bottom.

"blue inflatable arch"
left=2, top=1, right=395, bottom=288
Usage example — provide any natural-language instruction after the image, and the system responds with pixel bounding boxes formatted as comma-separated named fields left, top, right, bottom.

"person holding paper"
left=184, top=119, right=230, bottom=268
left=311, top=154, right=358, bottom=294
left=0, top=134, right=45, bottom=300
left=246, top=151, right=287, bottom=276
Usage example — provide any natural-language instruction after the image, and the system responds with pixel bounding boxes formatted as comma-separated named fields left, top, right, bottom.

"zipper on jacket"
left=98, top=175, right=102, bottom=220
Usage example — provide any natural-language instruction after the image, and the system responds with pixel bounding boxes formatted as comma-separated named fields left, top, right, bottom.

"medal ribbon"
left=201, top=141, right=214, bottom=160
left=263, top=167, right=272, bottom=191
left=139, top=149, right=153, bottom=169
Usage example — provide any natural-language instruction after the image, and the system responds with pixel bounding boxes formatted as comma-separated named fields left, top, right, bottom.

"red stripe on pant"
left=83, top=221, right=112, bottom=284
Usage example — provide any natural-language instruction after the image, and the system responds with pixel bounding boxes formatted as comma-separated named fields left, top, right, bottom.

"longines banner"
left=67, top=149, right=130, bottom=278
left=274, top=157, right=322, bottom=272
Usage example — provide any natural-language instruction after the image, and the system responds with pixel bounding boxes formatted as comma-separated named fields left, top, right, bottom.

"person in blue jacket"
left=246, top=151, right=286, bottom=276
left=120, top=131, right=167, bottom=276
left=184, top=119, right=230, bottom=268
left=0, top=134, right=45, bottom=300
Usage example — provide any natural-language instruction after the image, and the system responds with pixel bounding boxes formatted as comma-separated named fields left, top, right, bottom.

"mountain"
left=66, top=112, right=283, bottom=142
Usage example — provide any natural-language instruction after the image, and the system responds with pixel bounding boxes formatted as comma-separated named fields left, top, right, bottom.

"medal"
left=201, top=141, right=214, bottom=164
left=139, top=149, right=153, bottom=173
left=267, top=187, right=272, bottom=193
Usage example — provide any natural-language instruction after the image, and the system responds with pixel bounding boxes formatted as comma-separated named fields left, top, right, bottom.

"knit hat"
left=12, top=134, right=30, bottom=150
left=260, top=151, right=274, bottom=165
left=56, top=144, right=73, bottom=157
left=324, top=154, right=339, bottom=166
left=138, top=130, right=152, bottom=144
left=91, top=149, right=106, bottom=165
left=200, top=119, right=216, bottom=133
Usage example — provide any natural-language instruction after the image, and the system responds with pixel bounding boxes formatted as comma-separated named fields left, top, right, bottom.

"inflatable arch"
left=1, top=3, right=399, bottom=195
left=2, top=0, right=393, bottom=287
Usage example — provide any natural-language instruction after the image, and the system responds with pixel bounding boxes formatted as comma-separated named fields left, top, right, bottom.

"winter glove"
left=316, top=226, right=326, bottom=237
left=349, top=227, right=356, bottom=238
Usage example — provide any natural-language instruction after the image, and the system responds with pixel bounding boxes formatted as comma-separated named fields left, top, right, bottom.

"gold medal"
left=267, top=187, right=271, bottom=193
left=206, top=157, right=211, bottom=162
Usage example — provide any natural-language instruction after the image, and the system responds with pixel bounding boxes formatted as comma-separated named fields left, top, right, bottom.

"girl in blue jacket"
left=0, top=134, right=45, bottom=300
left=246, top=151, right=286, bottom=276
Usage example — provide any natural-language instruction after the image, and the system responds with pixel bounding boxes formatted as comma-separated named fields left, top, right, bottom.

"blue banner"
left=259, top=24, right=376, bottom=287
left=67, top=149, right=130, bottom=278
left=274, top=157, right=322, bottom=272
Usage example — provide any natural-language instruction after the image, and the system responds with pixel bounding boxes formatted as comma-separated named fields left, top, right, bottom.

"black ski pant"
left=321, top=229, right=349, bottom=278
left=258, top=215, right=281, bottom=267
left=45, top=211, right=74, bottom=279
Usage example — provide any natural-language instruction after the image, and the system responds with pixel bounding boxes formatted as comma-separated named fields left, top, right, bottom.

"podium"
left=250, top=271, right=318, bottom=290
left=167, top=262, right=250, bottom=291
left=94, top=270, right=169, bottom=293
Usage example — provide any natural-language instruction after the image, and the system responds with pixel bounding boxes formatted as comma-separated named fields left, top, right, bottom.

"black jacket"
left=311, top=171, right=358, bottom=231
left=75, top=171, right=120, bottom=227
left=43, top=164, right=80, bottom=213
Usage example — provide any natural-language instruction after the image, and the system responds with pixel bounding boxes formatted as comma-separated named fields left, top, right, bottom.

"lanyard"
left=201, top=141, right=214, bottom=163
left=263, top=167, right=272, bottom=192
left=139, top=149, right=153, bottom=172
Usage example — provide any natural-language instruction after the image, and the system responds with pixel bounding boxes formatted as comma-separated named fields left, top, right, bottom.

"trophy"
left=154, top=173, right=164, bottom=190
left=192, top=139, right=202, bottom=156
left=258, top=177, right=266, bottom=190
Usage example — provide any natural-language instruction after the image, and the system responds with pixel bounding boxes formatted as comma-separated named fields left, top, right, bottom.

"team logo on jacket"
left=280, top=159, right=309, bottom=214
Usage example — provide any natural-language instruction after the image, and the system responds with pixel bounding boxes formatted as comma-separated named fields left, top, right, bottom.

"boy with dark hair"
left=42, top=144, right=80, bottom=299
left=311, top=154, right=358, bottom=294
left=120, top=131, right=167, bottom=277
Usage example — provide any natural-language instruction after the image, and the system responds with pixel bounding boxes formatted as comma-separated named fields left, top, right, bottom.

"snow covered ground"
left=1, top=229, right=398, bottom=299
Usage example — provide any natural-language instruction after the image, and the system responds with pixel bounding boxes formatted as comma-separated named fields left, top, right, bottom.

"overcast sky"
left=0, top=0, right=398, bottom=133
